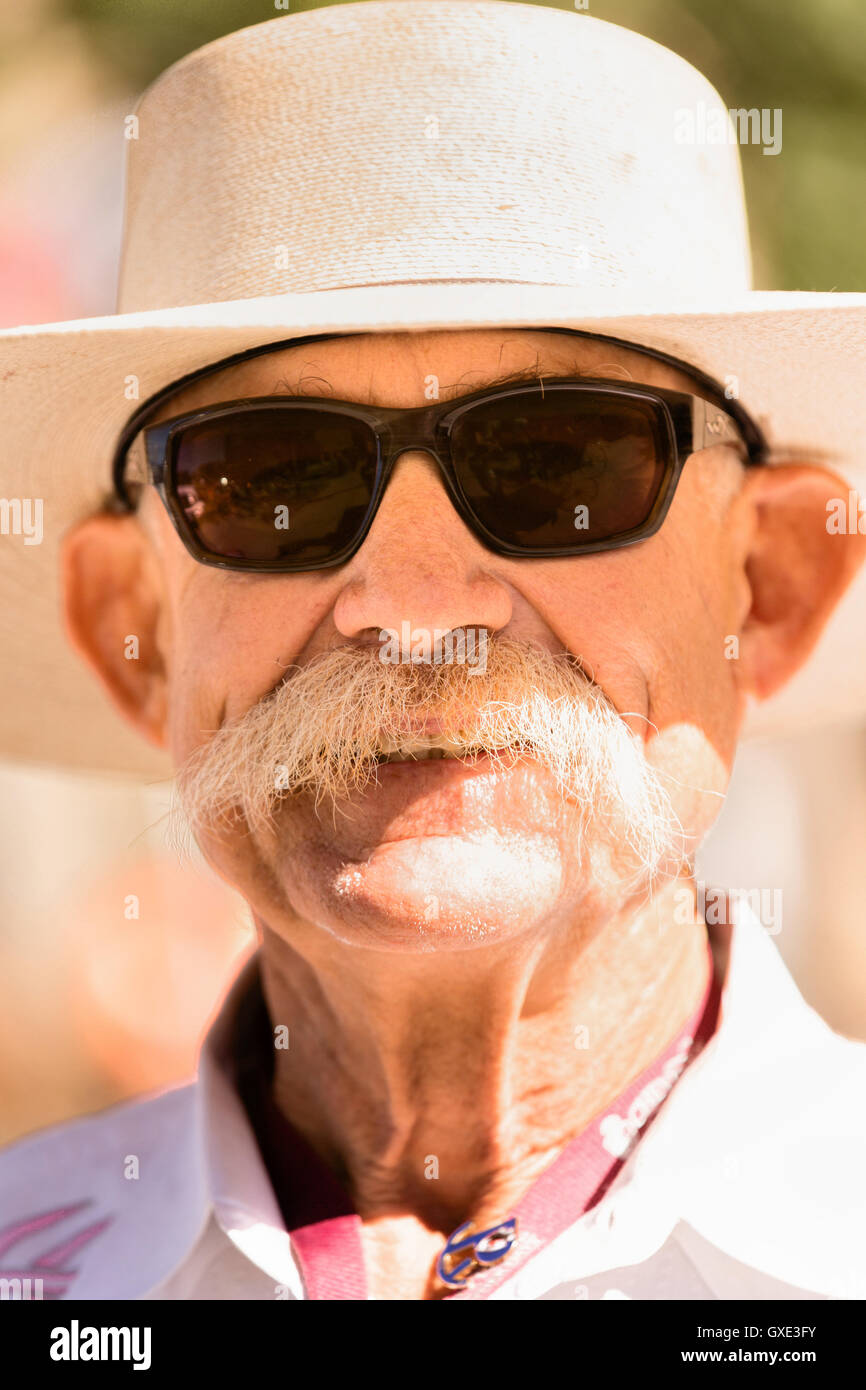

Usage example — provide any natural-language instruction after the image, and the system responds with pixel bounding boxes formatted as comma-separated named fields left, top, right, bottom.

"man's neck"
left=256, top=874, right=709, bottom=1237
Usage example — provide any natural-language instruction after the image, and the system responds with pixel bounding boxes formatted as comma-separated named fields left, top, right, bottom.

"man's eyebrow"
left=266, top=363, right=579, bottom=402
left=268, top=370, right=335, bottom=397
left=439, top=364, right=559, bottom=400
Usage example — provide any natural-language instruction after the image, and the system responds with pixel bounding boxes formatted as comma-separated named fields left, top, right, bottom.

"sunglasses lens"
left=449, top=389, right=670, bottom=550
left=170, top=407, right=379, bottom=564
left=163, top=387, right=674, bottom=569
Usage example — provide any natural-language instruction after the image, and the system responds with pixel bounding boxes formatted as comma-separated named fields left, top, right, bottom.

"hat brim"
left=3, top=279, right=865, bottom=778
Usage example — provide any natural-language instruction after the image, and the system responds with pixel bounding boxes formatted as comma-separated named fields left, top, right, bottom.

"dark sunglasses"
left=114, top=334, right=767, bottom=573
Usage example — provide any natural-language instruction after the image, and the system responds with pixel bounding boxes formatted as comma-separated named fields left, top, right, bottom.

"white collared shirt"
left=1, top=897, right=863, bottom=1300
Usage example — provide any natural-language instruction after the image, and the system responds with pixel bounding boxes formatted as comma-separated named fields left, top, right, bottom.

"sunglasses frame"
left=112, top=328, right=768, bottom=574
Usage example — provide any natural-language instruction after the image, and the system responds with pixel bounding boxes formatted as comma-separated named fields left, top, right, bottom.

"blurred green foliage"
left=52, top=0, right=866, bottom=289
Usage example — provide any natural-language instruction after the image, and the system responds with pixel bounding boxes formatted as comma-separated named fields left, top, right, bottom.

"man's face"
left=119, top=328, right=751, bottom=952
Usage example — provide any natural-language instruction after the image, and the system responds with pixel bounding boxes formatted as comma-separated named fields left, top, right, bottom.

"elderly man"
left=1, top=2, right=865, bottom=1304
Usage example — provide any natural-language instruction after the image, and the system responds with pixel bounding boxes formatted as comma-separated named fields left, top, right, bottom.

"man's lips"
left=375, top=741, right=486, bottom=765
left=373, top=729, right=531, bottom=764
left=372, top=746, right=525, bottom=776
left=328, top=745, right=556, bottom=847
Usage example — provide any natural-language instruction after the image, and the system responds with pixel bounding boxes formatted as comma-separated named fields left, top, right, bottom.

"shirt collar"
left=195, top=955, right=306, bottom=1300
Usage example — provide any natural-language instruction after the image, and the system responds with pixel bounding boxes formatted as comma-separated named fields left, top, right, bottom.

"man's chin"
left=294, top=829, right=567, bottom=953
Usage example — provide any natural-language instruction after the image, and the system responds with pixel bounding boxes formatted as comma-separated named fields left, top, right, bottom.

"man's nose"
left=332, top=451, right=513, bottom=643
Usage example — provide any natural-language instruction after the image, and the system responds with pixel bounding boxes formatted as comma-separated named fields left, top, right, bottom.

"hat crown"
left=117, top=0, right=753, bottom=313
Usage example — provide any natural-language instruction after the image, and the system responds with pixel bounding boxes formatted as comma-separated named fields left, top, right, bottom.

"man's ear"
left=61, top=511, right=169, bottom=748
left=736, top=464, right=866, bottom=701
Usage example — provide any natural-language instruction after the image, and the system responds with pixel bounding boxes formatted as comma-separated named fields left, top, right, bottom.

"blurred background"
left=1, top=0, right=865, bottom=1146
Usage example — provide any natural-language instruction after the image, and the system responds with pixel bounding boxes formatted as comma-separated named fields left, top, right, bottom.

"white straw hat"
left=2, top=0, right=864, bottom=778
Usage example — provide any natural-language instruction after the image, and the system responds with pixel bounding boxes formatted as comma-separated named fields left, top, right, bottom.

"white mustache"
left=173, top=636, right=685, bottom=888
